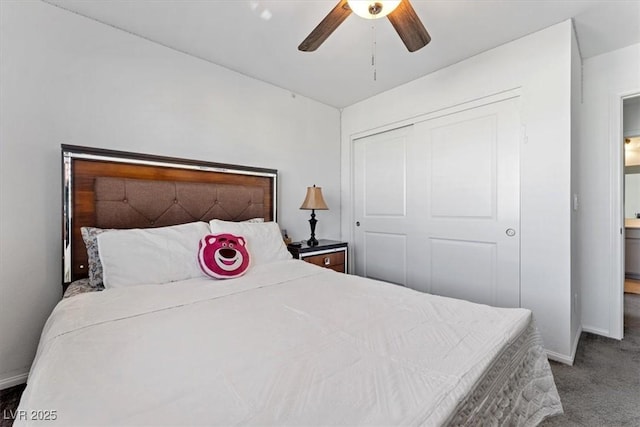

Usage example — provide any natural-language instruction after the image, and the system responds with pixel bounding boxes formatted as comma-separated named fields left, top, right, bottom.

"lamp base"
left=307, top=210, right=319, bottom=247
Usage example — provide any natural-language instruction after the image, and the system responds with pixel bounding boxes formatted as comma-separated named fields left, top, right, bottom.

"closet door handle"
left=506, top=228, right=516, bottom=237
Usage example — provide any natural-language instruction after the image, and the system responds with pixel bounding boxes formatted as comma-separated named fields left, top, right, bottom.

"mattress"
left=17, top=260, right=562, bottom=426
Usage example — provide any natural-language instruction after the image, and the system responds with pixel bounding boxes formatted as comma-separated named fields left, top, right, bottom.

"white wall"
left=570, top=26, right=583, bottom=358
left=624, top=99, right=640, bottom=136
left=625, top=174, right=640, bottom=218
left=0, top=0, right=341, bottom=388
left=579, top=43, right=640, bottom=337
left=341, top=21, right=575, bottom=361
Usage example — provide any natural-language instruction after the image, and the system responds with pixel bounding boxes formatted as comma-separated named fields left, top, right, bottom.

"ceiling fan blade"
left=387, top=0, right=431, bottom=52
left=298, top=0, right=352, bottom=52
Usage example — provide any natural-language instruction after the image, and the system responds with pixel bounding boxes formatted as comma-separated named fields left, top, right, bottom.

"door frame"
left=611, top=90, right=640, bottom=340
left=347, top=88, right=522, bottom=275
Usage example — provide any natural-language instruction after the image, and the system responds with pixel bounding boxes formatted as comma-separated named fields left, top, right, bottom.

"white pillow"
left=208, top=219, right=292, bottom=266
left=97, top=221, right=210, bottom=288
left=243, top=217, right=264, bottom=223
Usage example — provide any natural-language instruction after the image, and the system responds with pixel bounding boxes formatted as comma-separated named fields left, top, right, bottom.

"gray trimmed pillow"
left=63, top=278, right=101, bottom=299
left=80, top=226, right=110, bottom=289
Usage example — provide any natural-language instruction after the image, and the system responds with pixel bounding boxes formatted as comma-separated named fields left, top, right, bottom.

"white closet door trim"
left=349, top=88, right=522, bottom=142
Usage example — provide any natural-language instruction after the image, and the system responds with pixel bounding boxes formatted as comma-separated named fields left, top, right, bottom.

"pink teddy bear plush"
left=198, top=233, right=251, bottom=279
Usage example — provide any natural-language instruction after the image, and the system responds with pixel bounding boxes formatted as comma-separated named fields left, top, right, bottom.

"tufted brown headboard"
left=93, top=177, right=267, bottom=228
left=62, top=145, right=277, bottom=286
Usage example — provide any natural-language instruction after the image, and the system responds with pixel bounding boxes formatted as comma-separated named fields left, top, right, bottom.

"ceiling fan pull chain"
left=371, top=24, right=377, bottom=81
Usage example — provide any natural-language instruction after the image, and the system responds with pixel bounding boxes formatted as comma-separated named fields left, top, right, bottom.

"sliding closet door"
left=353, top=126, right=415, bottom=286
left=353, top=96, right=521, bottom=308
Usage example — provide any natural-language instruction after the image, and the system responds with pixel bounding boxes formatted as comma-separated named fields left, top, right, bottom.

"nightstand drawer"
left=288, top=240, right=348, bottom=274
left=302, top=251, right=345, bottom=269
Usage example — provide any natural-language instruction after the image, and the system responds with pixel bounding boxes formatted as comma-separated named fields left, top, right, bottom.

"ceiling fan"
left=298, top=0, right=431, bottom=53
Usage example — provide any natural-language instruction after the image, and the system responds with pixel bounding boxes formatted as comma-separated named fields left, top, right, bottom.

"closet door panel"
left=353, top=96, right=521, bottom=308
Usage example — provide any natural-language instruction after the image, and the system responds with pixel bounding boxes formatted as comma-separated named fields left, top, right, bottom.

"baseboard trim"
left=545, top=324, right=583, bottom=366
left=546, top=349, right=574, bottom=365
left=582, top=325, right=611, bottom=337
left=0, top=372, right=28, bottom=390
left=570, top=325, right=582, bottom=363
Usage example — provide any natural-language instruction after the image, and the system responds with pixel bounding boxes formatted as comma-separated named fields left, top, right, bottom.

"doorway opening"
left=622, top=95, right=640, bottom=334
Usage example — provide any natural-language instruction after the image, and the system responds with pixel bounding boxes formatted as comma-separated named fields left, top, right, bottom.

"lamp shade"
left=347, top=1, right=401, bottom=19
left=300, top=185, right=329, bottom=210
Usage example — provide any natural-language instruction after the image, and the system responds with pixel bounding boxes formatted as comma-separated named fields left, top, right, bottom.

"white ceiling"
left=45, top=0, right=640, bottom=108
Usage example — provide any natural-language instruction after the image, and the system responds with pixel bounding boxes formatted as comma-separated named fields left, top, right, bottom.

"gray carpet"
left=0, top=384, right=25, bottom=427
left=542, top=293, right=640, bottom=426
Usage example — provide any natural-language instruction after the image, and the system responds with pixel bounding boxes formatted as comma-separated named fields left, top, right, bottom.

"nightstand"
left=288, top=239, right=348, bottom=274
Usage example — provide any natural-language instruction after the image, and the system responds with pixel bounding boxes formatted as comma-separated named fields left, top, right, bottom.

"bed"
left=16, top=145, right=562, bottom=426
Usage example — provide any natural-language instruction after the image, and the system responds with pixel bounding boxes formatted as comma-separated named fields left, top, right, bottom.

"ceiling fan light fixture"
left=298, top=0, right=430, bottom=53
left=347, top=0, right=401, bottom=19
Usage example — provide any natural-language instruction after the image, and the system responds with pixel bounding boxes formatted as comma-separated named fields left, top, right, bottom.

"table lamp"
left=300, top=185, right=329, bottom=246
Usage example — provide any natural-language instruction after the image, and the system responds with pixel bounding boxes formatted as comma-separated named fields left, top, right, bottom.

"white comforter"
left=18, top=260, right=541, bottom=426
